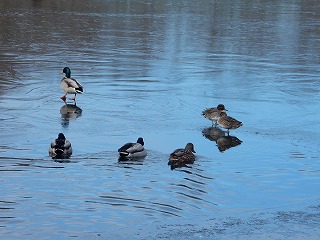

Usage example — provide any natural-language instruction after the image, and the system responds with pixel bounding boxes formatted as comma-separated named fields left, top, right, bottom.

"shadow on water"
left=202, top=127, right=243, bottom=152
left=60, top=103, right=82, bottom=127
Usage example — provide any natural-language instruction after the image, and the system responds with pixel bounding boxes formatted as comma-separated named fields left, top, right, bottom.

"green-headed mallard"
left=202, top=104, right=227, bottom=127
left=168, top=143, right=196, bottom=168
left=49, top=133, right=72, bottom=159
left=60, top=67, right=83, bottom=102
left=118, top=137, right=147, bottom=159
left=217, top=112, right=243, bottom=135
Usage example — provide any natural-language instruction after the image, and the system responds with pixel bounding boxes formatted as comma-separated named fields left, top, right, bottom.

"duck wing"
left=171, top=148, right=184, bottom=157
left=61, top=77, right=83, bottom=93
left=127, top=143, right=144, bottom=153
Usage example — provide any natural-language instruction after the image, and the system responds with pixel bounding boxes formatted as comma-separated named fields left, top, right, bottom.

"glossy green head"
left=62, top=67, right=71, bottom=78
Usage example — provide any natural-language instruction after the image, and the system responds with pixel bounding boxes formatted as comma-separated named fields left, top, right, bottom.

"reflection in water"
left=1, top=0, right=320, bottom=238
left=202, top=127, right=225, bottom=142
left=202, top=127, right=242, bottom=152
left=60, top=103, right=82, bottom=127
left=118, top=157, right=144, bottom=165
left=168, top=161, right=192, bottom=170
left=216, top=135, right=242, bottom=152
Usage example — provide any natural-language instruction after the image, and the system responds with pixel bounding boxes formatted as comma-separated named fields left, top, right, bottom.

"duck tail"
left=75, top=86, right=83, bottom=93
left=119, top=151, right=129, bottom=157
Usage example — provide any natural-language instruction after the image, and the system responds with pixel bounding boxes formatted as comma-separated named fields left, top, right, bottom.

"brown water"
left=1, top=1, right=320, bottom=239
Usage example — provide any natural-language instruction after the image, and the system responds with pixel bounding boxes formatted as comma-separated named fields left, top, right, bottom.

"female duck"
left=202, top=104, right=227, bottom=127
left=168, top=143, right=196, bottom=167
left=49, top=133, right=72, bottom=159
left=60, top=67, right=83, bottom=102
left=118, top=137, right=147, bottom=159
left=217, top=112, right=243, bottom=135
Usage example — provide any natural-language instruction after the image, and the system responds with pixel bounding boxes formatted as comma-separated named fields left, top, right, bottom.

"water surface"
left=1, top=1, right=320, bottom=239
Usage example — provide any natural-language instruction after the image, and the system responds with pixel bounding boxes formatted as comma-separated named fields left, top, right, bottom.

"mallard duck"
left=49, top=133, right=72, bottom=159
left=60, top=67, right=83, bottom=102
left=118, top=137, right=147, bottom=159
left=202, top=104, right=227, bottom=127
left=217, top=112, right=243, bottom=135
left=168, top=143, right=196, bottom=168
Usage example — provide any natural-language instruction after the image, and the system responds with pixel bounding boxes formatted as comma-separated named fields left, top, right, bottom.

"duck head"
left=61, top=67, right=71, bottom=78
left=185, top=143, right=196, bottom=153
left=58, top=133, right=66, bottom=140
left=137, top=137, right=144, bottom=146
left=217, top=104, right=227, bottom=111
left=220, top=112, right=228, bottom=117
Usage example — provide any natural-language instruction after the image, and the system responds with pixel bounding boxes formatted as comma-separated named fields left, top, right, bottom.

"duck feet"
left=69, top=94, right=76, bottom=101
left=60, top=94, right=67, bottom=102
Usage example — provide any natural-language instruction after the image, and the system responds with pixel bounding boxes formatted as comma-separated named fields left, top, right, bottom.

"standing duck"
left=217, top=112, right=243, bottom=135
left=60, top=67, right=83, bottom=103
left=118, top=137, right=147, bottom=159
left=202, top=104, right=227, bottom=127
left=168, top=143, right=196, bottom=168
left=49, top=133, right=72, bottom=159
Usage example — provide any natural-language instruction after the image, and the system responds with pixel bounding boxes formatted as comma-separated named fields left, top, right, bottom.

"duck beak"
left=60, top=71, right=64, bottom=74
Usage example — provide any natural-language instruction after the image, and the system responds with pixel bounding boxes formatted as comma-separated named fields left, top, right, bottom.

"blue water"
left=1, top=1, right=320, bottom=239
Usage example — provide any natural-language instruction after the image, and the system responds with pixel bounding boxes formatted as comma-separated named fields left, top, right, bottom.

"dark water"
left=1, top=1, right=320, bottom=239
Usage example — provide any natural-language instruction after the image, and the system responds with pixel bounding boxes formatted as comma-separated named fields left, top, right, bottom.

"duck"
left=60, top=67, right=83, bottom=103
left=202, top=104, right=227, bottom=127
left=217, top=112, right=243, bottom=135
left=168, top=143, right=196, bottom=168
left=49, top=133, right=72, bottom=159
left=118, top=137, right=147, bottom=159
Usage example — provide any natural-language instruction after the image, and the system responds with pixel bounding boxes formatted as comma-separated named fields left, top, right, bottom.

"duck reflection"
left=118, top=157, right=145, bottom=164
left=60, top=103, right=82, bottom=127
left=202, top=127, right=242, bottom=152
left=216, top=135, right=242, bottom=152
left=202, top=127, right=225, bottom=142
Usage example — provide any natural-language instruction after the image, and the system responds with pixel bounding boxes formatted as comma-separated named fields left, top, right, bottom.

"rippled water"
left=1, top=1, right=320, bottom=239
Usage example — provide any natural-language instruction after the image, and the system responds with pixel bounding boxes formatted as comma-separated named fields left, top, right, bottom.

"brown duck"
left=168, top=143, right=196, bottom=168
left=202, top=104, right=227, bottom=127
left=217, top=112, right=243, bottom=135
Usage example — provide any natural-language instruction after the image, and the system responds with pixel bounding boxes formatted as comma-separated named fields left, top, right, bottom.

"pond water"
left=1, top=0, right=320, bottom=239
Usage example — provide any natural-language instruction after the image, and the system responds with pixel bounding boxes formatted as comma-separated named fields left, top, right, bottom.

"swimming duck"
left=217, top=112, right=243, bottom=135
left=49, top=133, right=72, bottom=159
left=168, top=143, right=196, bottom=168
left=118, top=137, right=147, bottom=159
left=202, top=104, right=227, bottom=127
left=60, top=67, right=83, bottom=102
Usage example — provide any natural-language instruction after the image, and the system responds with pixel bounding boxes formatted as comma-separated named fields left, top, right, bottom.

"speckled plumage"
left=202, top=104, right=227, bottom=127
left=168, top=143, right=196, bottom=168
left=217, top=112, right=243, bottom=134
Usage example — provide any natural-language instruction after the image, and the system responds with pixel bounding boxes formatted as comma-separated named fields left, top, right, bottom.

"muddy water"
left=1, top=1, right=320, bottom=239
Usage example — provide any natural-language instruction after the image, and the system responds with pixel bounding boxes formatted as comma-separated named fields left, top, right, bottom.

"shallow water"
left=1, top=0, right=320, bottom=239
